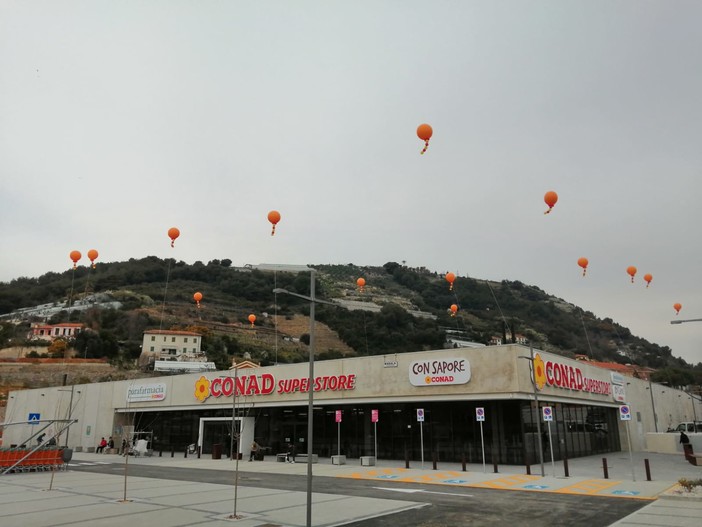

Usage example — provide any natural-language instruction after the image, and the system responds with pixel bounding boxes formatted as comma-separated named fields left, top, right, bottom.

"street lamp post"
left=670, top=317, right=702, bottom=427
left=219, top=365, right=241, bottom=520
left=670, top=318, right=702, bottom=325
left=519, top=345, right=545, bottom=477
left=272, top=281, right=322, bottom=527
left=252, top=263, right=323, bottom=527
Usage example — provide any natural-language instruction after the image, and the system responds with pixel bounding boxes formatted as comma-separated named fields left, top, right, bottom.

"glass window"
left=151, top=336, right=155, bottom=341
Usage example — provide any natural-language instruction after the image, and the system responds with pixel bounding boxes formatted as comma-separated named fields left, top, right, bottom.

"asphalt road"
left=70, top=462, right=648, bottom=527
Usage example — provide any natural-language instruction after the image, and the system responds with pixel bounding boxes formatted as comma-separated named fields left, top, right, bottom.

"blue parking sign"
left=619, top=405, right=632, bottom=421
left=542, top=406, right=553, bottom=422
left=28, top=413, right=40, bottom=424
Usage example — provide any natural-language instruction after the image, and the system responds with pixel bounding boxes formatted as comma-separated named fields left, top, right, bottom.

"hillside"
left=0, top=258, right=700, bottom=394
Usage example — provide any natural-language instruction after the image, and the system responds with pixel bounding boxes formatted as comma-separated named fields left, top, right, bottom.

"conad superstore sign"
left=533, top=353, right=611, bottom=395
left=194, top=373, right=357, bottom=402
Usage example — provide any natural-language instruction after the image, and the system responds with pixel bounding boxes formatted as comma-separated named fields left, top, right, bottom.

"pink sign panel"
left=335, top=410, right=342, bottom=423
left=371, top=409, right=379, bottom=423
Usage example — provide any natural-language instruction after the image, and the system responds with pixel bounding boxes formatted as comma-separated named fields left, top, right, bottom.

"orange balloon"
left=673, top=303, right=682, bottom=315
left=356, top=277, right=366, bottom=291
left=544, top=191, right=558, bottom=214
left=69, top=250, right=82, bottom=269
left=577, top=257, right=589, bottom=276
left=416, top=123, right=433, bottom=155
left=248, top=314, right=256, bottom=327
left=193, top=291, right=203, bottom=306
left=168, top=227, right=180, bottom=248
left=643, top=273, right=653, bottom=288
left=268, top=210, right=281, bottom=236
left=450, top=304, right=458, bottom=316
left=87, top=249, right=99, bottom=269
left=627, top=266, right=637, bottom=283
left=445, top=272, right=456, bottom=291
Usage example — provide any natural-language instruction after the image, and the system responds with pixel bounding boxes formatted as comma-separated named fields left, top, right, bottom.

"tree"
left=48, top=338, right=69, bottom=358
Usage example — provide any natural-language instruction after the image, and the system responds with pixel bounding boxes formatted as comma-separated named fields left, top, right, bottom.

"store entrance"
left=198, top=417, right=255, bottom=458
left=202, top=420, right=236, bottom=456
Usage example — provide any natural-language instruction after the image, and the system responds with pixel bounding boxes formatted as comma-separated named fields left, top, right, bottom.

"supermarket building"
left=4, top=344, right=698, bottom=464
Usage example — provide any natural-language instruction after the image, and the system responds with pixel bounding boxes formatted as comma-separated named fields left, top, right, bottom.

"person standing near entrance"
left=286, top=442, right=296, bottom=463
left=249, top=440, right=260, bottom=462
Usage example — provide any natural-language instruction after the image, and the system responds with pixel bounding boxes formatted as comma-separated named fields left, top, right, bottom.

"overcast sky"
left=2, top=2, right=701, bottom=365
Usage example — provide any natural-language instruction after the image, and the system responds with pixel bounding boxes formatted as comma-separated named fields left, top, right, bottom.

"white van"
left=671, top=422, right=702, bottom=433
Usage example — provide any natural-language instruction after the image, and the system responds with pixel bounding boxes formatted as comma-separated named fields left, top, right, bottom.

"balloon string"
left=544, top=208, right=552, bottom=215
left=420, top=140, right=429, bottom=155
left=271, top=225, right=276, bottom=236
left=170, top=241, right=175, bottom=248
left=630, top=277, right=635, bottom=283
left=582, top=269, right=586, bottom=277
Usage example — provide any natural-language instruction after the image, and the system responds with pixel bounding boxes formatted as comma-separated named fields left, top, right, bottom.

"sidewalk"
left=1, top=450, right=700, bottom=526
left=72, top=449, right=700, bottom=500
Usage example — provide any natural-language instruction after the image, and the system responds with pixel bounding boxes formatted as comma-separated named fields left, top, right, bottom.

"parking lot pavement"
left=3, top=450, right=699, bottom=527
left=0, top=469, right=425, bottom=527
left=68, top=450, right=701, bottom=500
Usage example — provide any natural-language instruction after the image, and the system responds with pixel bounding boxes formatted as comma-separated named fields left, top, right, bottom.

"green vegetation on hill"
left=0, top=258, right=700, bottom=387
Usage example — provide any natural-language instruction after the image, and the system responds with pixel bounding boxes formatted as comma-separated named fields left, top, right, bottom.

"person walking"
left=249, top=440, right=260, bottom=462
left=680, top=430, right=690, bottom=445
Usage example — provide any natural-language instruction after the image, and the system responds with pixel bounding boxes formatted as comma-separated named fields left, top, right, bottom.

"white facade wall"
left=142, top=331, right=201, bottom=359
left=5, top=344, right=700, bottom=453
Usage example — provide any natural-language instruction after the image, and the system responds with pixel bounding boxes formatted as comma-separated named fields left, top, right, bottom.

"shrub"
left=678, top=478, right=702, bottom=492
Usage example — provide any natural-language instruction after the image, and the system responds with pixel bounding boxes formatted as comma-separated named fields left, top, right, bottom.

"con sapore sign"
left=409, top=358, right=471, bottom=386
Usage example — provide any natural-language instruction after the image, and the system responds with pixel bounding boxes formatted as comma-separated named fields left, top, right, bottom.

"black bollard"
left=171, top=447, right=175, bottom=458
left=405, top=450, right=410, bottom=469
left=644, top=458, right=652, bottom=481
left=197, top=446, right=201, bottom=459
left=493, top=461, right=498, bottom=473
left=563, top=457, right=569, bottom=478
left=432, top=452, right=437, bottom=470
left=159, top=450, right=162, bottom=457
left=184, top=448, right=188, bottom=458
left=602, top=457, right=609, bottom=479
left=461, top=454, right=466, bottom=472
left=526, top=463, right=531, bottom=475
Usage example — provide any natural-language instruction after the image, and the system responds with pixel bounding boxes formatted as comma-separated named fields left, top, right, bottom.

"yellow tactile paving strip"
left=470, top=474, right=541, bottom=489
left=336, top=468, right=657, bottom=500
left=554, top=479, right=623, bottom=495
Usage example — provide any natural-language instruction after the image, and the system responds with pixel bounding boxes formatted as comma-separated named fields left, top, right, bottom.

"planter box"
left=332, top=455, right=346, bottom=465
